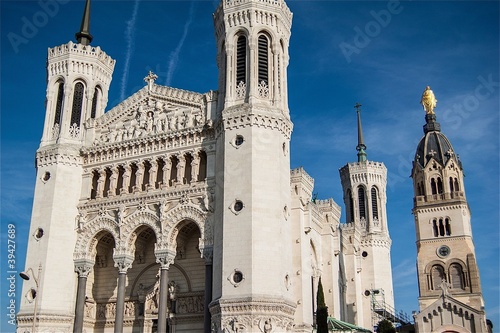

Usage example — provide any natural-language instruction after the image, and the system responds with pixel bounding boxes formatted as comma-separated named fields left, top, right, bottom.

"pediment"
left=90, top=84, right=212, bottom=146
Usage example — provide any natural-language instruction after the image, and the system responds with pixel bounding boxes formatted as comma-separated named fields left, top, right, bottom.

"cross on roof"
left=428, top=149, right=437, bottom=157
left=144, top=71, right=158, bottom=92
left=354, top=102, right=362, bottom=113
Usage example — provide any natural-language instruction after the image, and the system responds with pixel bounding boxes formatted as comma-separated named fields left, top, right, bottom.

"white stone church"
left=18, top=0, right=488, bottom=332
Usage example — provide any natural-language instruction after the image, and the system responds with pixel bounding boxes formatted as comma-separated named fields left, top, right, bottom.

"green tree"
left=316, top=277, right=329, bottom=333
left=376, top=319, right=396, bottom=333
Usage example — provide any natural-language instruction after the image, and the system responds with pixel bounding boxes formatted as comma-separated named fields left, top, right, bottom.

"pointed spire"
left=75, top=0, right=93, bottom=45
left=355, top=103, right=367, bottom=162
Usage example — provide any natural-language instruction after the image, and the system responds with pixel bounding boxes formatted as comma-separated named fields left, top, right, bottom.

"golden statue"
left=420, top=86, right=437, bottom=114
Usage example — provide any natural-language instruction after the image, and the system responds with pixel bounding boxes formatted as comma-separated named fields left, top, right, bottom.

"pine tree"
left=316, top=277, right=329, bottom=333
left=376, top=319, right=396, bottom=333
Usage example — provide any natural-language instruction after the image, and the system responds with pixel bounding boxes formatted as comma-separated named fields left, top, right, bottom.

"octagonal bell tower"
left=211, top=0, right=295, bottom=331
left=17, top=1, right=115, bottom=332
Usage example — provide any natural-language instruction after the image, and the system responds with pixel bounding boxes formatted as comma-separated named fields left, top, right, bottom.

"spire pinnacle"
left=75, top=0, right=93, bottom=45
left=355, top=103, right=367, bottom=162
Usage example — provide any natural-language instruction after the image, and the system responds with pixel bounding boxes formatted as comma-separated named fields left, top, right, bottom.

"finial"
left=420, top=86, right=437, bottom=115
left=355, top=103, right=367, bottom=162
left=144, top=71, right=158, bottom=92
left=75, top=0, right=93, bottom=45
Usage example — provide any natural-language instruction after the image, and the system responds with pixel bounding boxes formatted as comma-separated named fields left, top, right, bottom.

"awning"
left=327, top=317, right=372, bottom=333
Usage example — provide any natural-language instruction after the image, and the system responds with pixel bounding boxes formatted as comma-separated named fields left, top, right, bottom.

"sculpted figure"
left=420, top=86, right=437, bottom=114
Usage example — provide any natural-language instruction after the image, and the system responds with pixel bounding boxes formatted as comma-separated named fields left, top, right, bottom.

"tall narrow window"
left=431, top=265, right=445, bottom=290
left=445, top=218, right=451, bottom=236
left=348, top=190, right=354, bottom=223
left=437, top=177, right=443, bottom=194
left=432, top=219, right=438, bottom=237
left=439, top=218, right=445, bottom=236
left=449, top=177, right=454, bottom=192
left=450, top=264, right=464, bottom=289
left=54, top=81, right=64, bottom=126
left=70, top=82, right=84, bottom=127
left=91, top=87, right=99, bottom=119
left=454, top=178, right=459, bottom=191
left=371, top=187, right=379, bottom=219
left=431, top=178, right=437, bottom=195
left=358, top=187, right=366, bottom=220
left=258, top=35, right=269, bottom=85
left=236, top=36, right=247, bottom=85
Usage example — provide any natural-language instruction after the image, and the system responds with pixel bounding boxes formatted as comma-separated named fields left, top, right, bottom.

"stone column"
left=149, top=160, right=158, bottom=190
left=113, top=255, right=133, bottom=333
left=176, top=155, right=186, bottom=185
left=122, top=164, right=131, bottom=194
left=203, top=247, right=213, bottom=333
left=162, top=156, right=172, bottom=188
left=155, top=249, right=176, bottom=333
left=73, top=260, right=94, bottom=333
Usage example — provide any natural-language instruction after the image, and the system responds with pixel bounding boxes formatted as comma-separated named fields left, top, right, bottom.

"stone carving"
left=236, top=81, right=246, bottom=98
left=95, top=98, right=205, bottom=146
left=124, top=301, right=135, bottom=317
left=69, top=123, right=80, bottom=138
left=84, top=301, right=94, bottom=318
left=176, top=295, right=204, bottom=314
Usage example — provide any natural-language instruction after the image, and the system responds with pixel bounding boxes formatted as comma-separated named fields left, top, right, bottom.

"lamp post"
left=20, top=264, right=42, bottom=333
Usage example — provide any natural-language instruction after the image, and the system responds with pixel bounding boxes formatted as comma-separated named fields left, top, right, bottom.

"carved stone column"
left=73, top=260, right=94, bottom=333
left=176, top=154, right=186, bottom=185
left=113, top=254, right=133, bottom=333
left=155, top=249, right=176, bottom=333
left=135, top=161, right=145, bottom=192
left=203, top=247, right=213, bottom=333
left=162, top=156, right=172, bottom=188
left=122, top=164, right=131, bottom=194
left=190, top=151, right=200, bottom=183
left=96, top=169, right=106, bottom=199
left=149, top=159, right=158, bottom=190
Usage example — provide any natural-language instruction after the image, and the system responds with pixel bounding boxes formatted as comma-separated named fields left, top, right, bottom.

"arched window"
left=449, top=264, right=464, bottom=289
left=371, top=187, right=379, bottom=219
left=258, top=34, right=269, bottom=85
left=431, top=178, right=437, bottom=195
left=348, top=190, right=354, bottom=223
left=432, top=219, right=438, bottom=237
left=431, top=265, right=445, bottom=290
left=454, top=178, right=460, bottom=191
left=449, top=177, right=454, bottom=192
left=70, top=82, right=84, bottom=127
left=437, top=177, right=443, bottom=194
left=236, top=35, right=247, bottom=85
left=53, top=81, right=64, bottom=126
left=358, top=187, right=366, bottom=220
left=439, top=218, right=445, bottom=236
left=445, top=218, right=451, bottom=236
left=91, top=86, right=100, bottom=119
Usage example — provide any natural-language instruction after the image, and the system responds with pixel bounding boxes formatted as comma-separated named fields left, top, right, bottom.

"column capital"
left=154, top=248, right=176, bottom=269
left=113, top=254, right=134, bottom=273
left=202, top=245, right=213, bottom=265
left=74, top=259, right=94, bottom=277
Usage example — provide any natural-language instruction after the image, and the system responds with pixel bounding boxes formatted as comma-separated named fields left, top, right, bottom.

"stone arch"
left=122, top=211, right=161, bottom=252
left=163, top=205, right=207, bottom=250
left=74, top=217, right=119, bottom=260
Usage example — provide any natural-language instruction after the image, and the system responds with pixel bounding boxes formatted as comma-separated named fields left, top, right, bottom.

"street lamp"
left=20, top=264, right=42, bottom=333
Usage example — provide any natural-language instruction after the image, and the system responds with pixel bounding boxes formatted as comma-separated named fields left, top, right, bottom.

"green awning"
left=327, top=317, right=372, bottom=333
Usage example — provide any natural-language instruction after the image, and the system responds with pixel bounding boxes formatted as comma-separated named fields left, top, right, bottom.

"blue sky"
left=1, top=0, right=499, bottom=332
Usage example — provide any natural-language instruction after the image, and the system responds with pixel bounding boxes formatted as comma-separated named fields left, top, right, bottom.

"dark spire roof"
left=355, top=103, right=367, bottom=162
left=75, top=0, right=93, bottom=45
left=415, top=112, right=462, bottom=170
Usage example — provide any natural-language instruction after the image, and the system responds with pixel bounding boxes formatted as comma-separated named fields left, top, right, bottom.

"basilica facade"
left=19, top=0, right=407, bottom=332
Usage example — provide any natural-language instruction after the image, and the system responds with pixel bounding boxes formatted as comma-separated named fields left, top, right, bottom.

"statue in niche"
left=184, top=111, right=193, bottom=128
left=146, top=111, right=154, bottom=133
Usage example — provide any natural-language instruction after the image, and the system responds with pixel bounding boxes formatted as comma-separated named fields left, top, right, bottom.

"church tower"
left=411, top=87, right=488, bottom=333
left=339, top=104, right=394, bottom=330
left=211, top=0, right=295, bottom=331
left=18, top=1, right=115, bottom=331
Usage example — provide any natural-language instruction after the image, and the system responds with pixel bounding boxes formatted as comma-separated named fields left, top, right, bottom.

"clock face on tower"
left=437, top=245, right=451, bottom=258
